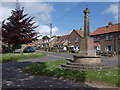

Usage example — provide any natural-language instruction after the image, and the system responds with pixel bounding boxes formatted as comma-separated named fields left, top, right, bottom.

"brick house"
left=68, top=28, right=84, bottom=51
left=54, top=35, right=69, bottom=48
left=91, top=22, right=120, bottom=55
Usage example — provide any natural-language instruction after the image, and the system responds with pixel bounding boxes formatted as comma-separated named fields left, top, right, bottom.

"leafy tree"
left=1, top=3, right=39, bottom=49
left=42, top=36, right=50, bottom=40
left=51, top=35, right=56, bottom=38
left=57, top=36, right=61, bottom=39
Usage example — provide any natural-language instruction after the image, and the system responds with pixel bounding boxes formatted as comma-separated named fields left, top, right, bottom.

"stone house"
left=68, top=28, right=84, bottom=51
left=91, top=22, right=120, bottom=55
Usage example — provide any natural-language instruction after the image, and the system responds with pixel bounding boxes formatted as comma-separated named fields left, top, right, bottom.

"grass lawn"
left=23, top=59, right=119, bottom=86
left=67, top=53, right=77, bottom=56
left=1, top=53, right=47, bottom=62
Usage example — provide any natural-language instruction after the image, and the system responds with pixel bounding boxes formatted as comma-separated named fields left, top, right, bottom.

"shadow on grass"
left=24, top=62, right=98, bottom=89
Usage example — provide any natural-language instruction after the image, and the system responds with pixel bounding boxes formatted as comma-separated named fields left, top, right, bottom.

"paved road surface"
left=37, top=51, right=119, bottom=66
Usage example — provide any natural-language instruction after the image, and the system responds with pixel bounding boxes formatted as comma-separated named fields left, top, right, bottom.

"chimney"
left=108, top=22, right=112, bottom=26
left=80, top=27, right=82, bottom=31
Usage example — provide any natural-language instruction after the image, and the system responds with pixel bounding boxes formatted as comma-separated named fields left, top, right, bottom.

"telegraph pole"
left=50, top=23, right=52, bottom=38
left=49, top=23, right=52, bottom=48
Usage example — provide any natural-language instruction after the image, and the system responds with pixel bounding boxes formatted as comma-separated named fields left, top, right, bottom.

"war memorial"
left=61, top=8, right=117, bottom=70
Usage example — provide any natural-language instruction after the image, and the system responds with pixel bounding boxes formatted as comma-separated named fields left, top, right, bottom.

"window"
left=75, top=38, right=79, bottom=42
left=62, top=38, right=65, bottom=42
left=94, top=37, right=100, bottom=41
left=105, top=46, right=112, bottom=51
left=68, top=40, right=71, bottom=43
left=105, top=35, right=113, bottom=40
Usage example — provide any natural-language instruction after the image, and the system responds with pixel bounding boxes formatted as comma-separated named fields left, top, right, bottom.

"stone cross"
left=84, top=8, right=90, bottom=37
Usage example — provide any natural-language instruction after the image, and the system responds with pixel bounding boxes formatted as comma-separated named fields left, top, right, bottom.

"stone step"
left=61, top=64, right=115, bottom=70
left=66, top=62, right=109, bottom=66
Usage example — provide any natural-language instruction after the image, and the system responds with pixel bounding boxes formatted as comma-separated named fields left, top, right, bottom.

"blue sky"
left=0, top=1, right=119, bottom=38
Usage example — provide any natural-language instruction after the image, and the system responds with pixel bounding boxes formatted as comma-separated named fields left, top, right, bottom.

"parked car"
left=14, top=49, right=23, bottom=53
left=23, top=46, right=36, bottom=53
left=108, top=51, right=116, bottom=56
left=96, top=50, right=104, bottom=55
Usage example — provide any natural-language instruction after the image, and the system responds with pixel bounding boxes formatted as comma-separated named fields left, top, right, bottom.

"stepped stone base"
left=60, top=62, right=117, bottom=70
left=73, top=55, right=101, bottom=64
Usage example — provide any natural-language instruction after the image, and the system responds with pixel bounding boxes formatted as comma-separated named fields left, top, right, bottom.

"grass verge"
left=1, top=53, right=47, bottom=62
left=23, top=59, right=119, bottom=86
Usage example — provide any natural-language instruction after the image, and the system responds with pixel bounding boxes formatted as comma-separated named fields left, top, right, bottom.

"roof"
left=91, top=23, right=120, bottom=36
left=73, top=29, right=84, bottom=37
left=94, top=43, right=100, bottom=46
left=54, top=35, right=69, bottom=46
left=59, top=35, right=69, bottom=42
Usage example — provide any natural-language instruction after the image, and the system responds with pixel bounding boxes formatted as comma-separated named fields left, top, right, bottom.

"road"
left=37, top=50, right=119, bottom=66
left=2, top=51, right=100, bottom=89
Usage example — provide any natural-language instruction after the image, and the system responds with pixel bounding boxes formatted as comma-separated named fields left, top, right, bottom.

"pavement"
left=2, top=50, right=119, bottom=89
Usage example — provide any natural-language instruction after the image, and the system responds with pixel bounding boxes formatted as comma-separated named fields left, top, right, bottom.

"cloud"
left=0, top=5, right=13, bottom=22
left=37, top=25, right=59, bottom=36
left=102, top=4, right=118, bottom=21
left=0, top=2, right=55, bottom=24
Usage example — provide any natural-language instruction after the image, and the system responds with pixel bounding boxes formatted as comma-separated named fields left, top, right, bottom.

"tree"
left=42, top=36, right=50, bottom=40
left=57, top=36, right=61, bottom=39
left=1, top=3, right=39, bottom=49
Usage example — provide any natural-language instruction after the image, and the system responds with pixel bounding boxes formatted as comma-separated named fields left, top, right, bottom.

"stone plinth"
left=73, top=55, right=101, bottom=64
left=79, top=36, right=96, bottom=56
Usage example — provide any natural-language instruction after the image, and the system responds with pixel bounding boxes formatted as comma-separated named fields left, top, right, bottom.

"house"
left=39, top=38, right=49, bottom=48
left=39, top=37, right=58, bottom=48
left=49, top=37, right=58, bottom=47
left=91, top=22, right=120, bottom=55
left=54, top=35, right=69, bottom=48
left=68, top=28, right=84, bottom=51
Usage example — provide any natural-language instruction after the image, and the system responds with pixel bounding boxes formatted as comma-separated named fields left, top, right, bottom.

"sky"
left=0, top=0, right=119, bottom=39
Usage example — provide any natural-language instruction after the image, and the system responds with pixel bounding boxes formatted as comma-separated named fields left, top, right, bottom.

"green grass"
left=67, top=53, right=77, bottom=56
left=23, top=59, right=119, bottom=86
left=1, top=53, right=47, bottom=62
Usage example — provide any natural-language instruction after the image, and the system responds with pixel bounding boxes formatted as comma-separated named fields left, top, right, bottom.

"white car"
left=14, top=49, right=23, bottom=53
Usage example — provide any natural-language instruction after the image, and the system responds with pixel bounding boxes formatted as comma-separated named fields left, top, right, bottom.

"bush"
left=68, top=47, right=73, bottom=53
left=46, top=47, right=63, bottom=50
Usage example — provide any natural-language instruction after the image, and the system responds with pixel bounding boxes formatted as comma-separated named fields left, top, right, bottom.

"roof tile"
left=91, top=23, right=120, bottom=36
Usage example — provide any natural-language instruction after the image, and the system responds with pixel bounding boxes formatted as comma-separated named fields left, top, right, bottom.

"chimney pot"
left=108, top=22, right=112, bottom=26
left=80, top=27, right=82, bottom=30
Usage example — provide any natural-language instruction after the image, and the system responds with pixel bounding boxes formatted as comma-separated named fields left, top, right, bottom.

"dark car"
left=96, top=50, right=104, bottom=55
left=23, top=46, right=36, bottom=53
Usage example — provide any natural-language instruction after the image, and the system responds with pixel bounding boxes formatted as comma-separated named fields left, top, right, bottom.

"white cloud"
left=0, top=5, right=13, bottom=22
left=21, top=2, right=55, bottom=24
left=0, top=2, right=55, bottom=24
left=102, top=4, right=118, bottom=21
left=37, top=25, right=59, bottom=36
